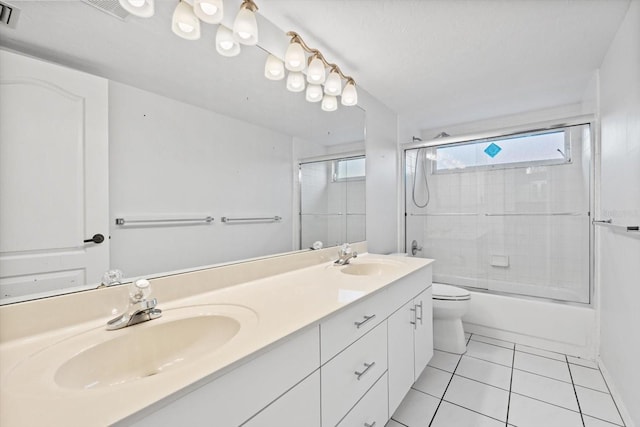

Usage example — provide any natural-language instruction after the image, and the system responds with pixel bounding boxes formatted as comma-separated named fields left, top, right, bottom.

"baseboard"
left=598, top=359, right=636, bottom=427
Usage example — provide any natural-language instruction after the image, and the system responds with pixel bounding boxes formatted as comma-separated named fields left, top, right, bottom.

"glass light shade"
left=341, top=82, right=358, bottom=106
left=307, top=57, right=326, bottom=84
left=193, top=0, right=223, bottom=24
left=264, top=55, right=285, bottom=81
left=233, top=7, right=258, bottom=45
left=324, top=70, right=342, bottom=96
left=118, top=0, right=154, bottom=17
left=172, top=1, right=200, bottom=40
left=286, top=72, right=306, bottom=92
left=305, top=84, right=323, bottom=103
left=321, top=94, right=338, bottom=112
left=216, top=26, right=240, bottom=57
left=284, top=42, right=306, bottom=72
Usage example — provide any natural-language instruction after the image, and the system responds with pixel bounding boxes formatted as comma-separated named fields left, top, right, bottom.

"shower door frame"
left=401, top=114, right=597, bottom=306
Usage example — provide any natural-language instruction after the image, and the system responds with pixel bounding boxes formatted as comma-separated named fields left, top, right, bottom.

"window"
left=433, top=130, right=569, bottom=172
left=332, top=156, right=365, bottom=181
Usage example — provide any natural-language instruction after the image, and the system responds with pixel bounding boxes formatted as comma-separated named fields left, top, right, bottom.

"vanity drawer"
left=385, top=265, right=431, bottom=313
left=337, top=372, right=388, bottom=427
left=320, top=288, right=389, bottom=363
left=321, top=322, right=387, bottom=427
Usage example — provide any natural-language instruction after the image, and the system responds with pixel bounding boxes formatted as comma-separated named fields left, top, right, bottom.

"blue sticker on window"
left=484, top=143, right=502, bottom=158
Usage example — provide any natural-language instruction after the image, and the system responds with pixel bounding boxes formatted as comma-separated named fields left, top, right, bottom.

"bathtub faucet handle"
left=411, top=240, right=423, bottom=256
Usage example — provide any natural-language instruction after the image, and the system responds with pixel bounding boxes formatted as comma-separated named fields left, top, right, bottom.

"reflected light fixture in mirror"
left=233, top=0, right=259, bottom=45
left=321, top=94, right=338, bottom=112
left=118, top=0, right=154, bottom=17
left=286, top=71, right=306, bottom=92
left=306, top=84, right=323, bottom=102
left=307, top=55, right=326, bottom=84
left=264, top=54, right=285, bottom=81
left=193, top=0, right=223, bottom=24
left=172, top=0, right=201, bottom=40
left=341, top=80, right=358, bottom=106
left=216, top=25, right=241, bottom=57
left=284, top=39, right=306, bottom=72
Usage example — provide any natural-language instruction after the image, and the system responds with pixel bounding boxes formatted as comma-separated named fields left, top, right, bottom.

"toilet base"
left=433, top=318, right=467, bottom=354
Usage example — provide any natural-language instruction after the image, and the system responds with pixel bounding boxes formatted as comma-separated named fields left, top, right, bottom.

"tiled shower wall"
left=405, top=124, right=591, bottom=303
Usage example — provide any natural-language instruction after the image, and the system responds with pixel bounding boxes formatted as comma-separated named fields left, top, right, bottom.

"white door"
left=0, top=50, right=109, bottom=301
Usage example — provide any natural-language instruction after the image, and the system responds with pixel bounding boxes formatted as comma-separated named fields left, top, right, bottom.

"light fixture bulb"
left=286, top=72, right=306, bottom=92
left=216, top=25, right=240, bottom=57
left=118, top=0, right=154, bottom=17
left=233, top=3, right=259, bottom=46
left=285, top=41, right=306, bottom=72
left=324, top=70, right=342, bottom=96
left=193, top=0, right=223, bottom=24
left=341, top=81, right=358, bottom=106
left=321, top=94, right=338, bottom=112
left=307, top=56, right=326, bottom=84
left=264, top=55, right=285, bottom=81
left=172, top=1, right=201, bottom=40
left=306, top=84, right=323, bottom=103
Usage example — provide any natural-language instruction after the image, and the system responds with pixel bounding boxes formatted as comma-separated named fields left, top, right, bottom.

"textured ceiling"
left=262, top=0, right=631, bottom=129
left=0, top=0, right=631, bottom=136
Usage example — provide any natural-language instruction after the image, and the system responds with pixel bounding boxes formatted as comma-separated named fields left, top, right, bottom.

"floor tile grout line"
left=515, top=347, right=568, bottom=363
left=428, top=352, right=463, bottom=427
left=595, top=365, right=627, bottom=427
left=510, top=390, right=583, bottom=414
left=439, top=398, right=509, bottom=424
left=512, top=366, right=573, bottom=385
left=464, top=353, right=513, bottom=369
left=389, top=418, right=410, bottom=427
left=452, top=372, right=510, bottom=392
left=505, top=343, right=515, bottom=426
left=566, top=354, right=586, bottom=427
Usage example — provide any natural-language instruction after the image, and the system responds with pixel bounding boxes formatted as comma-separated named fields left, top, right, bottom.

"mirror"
left=0, top=1, right=365, bottom=304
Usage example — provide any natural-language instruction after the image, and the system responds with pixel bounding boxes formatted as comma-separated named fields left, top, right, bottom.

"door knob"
left=84, top=233, right=105, bottom=244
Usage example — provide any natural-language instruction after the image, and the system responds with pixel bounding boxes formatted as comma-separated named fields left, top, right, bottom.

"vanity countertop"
left=0, top=252, right=432, bottom=426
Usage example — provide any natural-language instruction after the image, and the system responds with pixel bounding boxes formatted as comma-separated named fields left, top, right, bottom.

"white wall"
left=109, top=82, right=295, bottom=277
left=597, top=1, right=640, bottom=425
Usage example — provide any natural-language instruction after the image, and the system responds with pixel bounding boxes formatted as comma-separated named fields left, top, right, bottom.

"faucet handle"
left=339, top=243, right=352, bottom=255
left=129, top=279, right=151, bottom=302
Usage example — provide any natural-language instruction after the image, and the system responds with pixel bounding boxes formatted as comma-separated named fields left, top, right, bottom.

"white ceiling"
left=0, top=0, right=631, bottom=136
left=262, top=0, right=631, bottom=130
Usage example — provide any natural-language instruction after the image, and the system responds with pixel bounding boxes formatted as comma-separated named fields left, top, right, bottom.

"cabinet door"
left=413, top=287, right=433, bottom=380
left=387, top=299, right=416, bottom=415
left=243, top=371, right=320, bottom=427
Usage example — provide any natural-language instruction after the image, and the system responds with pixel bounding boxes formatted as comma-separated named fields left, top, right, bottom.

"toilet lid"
left=432, top=283, right=471, bottom=301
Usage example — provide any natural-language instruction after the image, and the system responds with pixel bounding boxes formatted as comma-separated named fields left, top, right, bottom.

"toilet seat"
left=432, top=283, right=471, bottom=301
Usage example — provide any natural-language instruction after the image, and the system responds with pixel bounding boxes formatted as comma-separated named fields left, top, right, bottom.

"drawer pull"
left=364, top=422, right=376, bottom=427
left=354, top=361, right=376, bottom=380
left=410, top=306, right=417, bottom=329
left=416, top=301, right=423, bottom=325
left=354, top=314, right=376, bottom=329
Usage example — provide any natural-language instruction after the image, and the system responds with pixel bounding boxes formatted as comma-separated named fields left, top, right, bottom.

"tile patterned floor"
left=387, top=333, right=626, bottom=427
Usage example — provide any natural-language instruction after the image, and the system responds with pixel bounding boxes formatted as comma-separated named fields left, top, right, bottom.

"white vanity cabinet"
left=388, top=286, right=434, bottom=414
left=126, top=264, right=433, bottom=427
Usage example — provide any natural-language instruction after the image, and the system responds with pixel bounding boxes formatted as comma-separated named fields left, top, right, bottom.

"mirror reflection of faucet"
left=98, top=269, right=123, bottom=288
left=106, top=279, right=162, bottom=330
left=411, top=240, right=423, bottom=256
left=334, top=243, right=358, bottom=265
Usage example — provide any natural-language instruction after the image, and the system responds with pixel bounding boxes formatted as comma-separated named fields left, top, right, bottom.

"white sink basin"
left=339, top=261, right=402, bottom=276
left=4, top=304, right=258, bottom=391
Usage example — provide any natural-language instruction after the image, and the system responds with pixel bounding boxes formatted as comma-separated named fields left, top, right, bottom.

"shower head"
left=412, top=136, right=423, bottom=142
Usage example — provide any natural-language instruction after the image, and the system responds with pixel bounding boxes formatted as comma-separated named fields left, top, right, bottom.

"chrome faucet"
left=334, top=243, right=358, bottom=265
left=106, top=279, right=162, bottom=330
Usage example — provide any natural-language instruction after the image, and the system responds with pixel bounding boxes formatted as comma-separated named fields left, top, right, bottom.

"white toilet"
left=432, top=283, right=471, bottom=354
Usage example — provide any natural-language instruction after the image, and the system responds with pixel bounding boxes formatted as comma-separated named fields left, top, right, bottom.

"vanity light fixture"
left=275, top=31, right=358, bottom=110
left=264, top=54, right=285, bottom=81
left=324, top=68, right=342, bottom=96
left=118, top=0, right=154, bottom=17
left=284, top=36, right=306, bottom=72
left=216, top=25, right=240, bottom=57
left=193, top=0, right=223, bottom=24
left=172, top=0, right=201, bottom=40
left=233, top=0, right=259, bottom=45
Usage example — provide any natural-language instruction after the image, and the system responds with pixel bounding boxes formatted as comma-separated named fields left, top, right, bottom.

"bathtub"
left=462, top=289, right=597, bottom=359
